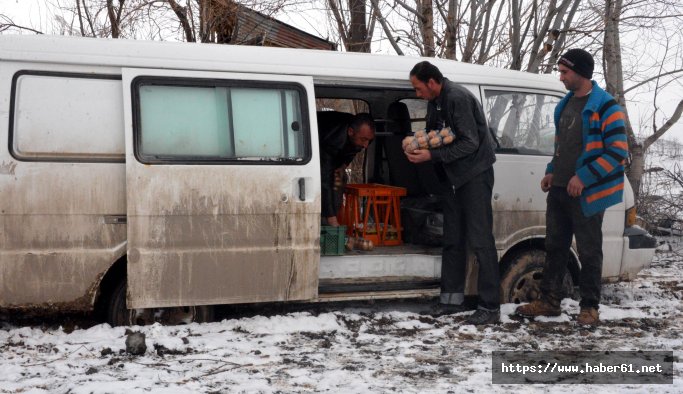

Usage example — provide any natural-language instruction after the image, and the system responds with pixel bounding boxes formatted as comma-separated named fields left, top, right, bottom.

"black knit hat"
left=558, top=49, right=594, bottom=79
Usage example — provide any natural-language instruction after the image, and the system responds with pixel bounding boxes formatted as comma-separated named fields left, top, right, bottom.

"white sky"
left=2, top=0, right=682, bottom=144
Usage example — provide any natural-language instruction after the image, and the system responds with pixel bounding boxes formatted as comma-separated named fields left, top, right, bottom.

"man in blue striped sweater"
left=516, top=49, right=629, bottom=326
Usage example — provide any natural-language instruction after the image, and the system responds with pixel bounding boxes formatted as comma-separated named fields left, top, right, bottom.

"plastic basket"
left=320, top=225, right=346, bottom=256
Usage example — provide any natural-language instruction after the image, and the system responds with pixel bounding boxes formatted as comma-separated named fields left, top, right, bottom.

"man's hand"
left=326, top=216, right=340, bottom=227
left=567, top=175, right=585, bottom=197
left=541, top=174, right=553, bottom=192
left=405, top=149, right=432, bottom=163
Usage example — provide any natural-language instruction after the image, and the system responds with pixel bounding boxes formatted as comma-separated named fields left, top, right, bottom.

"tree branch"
left=75, top=0, right=87, bottom=36
left=644, top=100, right=683, bottom=150
left=370, top=0, right=404, bottom=55
left=81, top=0, right=96, bottom=36
left=167, top=0, right=195, bottom=42
left=621, top=14, right=683, bottom=21
left=107, top=0, right=120, bottom=38
left=327, top=0, right=349, bottom=49
left=624, top=69, right=683, bottom=94
left=0, top=22, right=44, bottom=34
left=394, top=0, right=427, bottom=23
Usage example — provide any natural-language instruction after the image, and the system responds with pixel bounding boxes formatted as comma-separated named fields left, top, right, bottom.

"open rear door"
left=122, top=69, right=320, bottom=308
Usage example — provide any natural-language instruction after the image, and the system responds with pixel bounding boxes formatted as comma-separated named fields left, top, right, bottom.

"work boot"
left=466, top=309, right=500, bottom=325
left=515, top=299, right=561, bottom=318
left=577, top=307, right=599, bottom=326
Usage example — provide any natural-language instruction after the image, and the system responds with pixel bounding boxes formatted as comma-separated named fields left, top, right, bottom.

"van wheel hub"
left=499, top=249, right=574, bottom=304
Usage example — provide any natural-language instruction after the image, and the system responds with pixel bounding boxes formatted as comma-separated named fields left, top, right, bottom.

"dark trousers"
left=541, top=186, right=604, bottom=309
left=441, top=168, right=499, bottom=310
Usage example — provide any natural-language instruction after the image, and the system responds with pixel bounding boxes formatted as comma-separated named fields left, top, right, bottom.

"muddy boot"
left=426, top=302, right=477, bottom=317
left=577, top=307, right=599, bottom=326
left=515, top=299, right=561, bottom=318
left=466, top=309, right=500, bottom=325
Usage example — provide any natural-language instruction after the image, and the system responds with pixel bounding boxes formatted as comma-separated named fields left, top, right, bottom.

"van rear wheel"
left=106, top=279, right=214, bottom=326
left=500, top=249, right=573, bottom=304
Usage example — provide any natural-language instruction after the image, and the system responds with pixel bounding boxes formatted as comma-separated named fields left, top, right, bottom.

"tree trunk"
left=444, top=0, right=457, bottom=60
left=461, top=0, right=480, bottom=62
left=509, top=0, right=523, bottom=69
left=349, top=0, right=370, bottom=52
left=76, top=0, right=87, bottom=36
left=167, top=0, right=196, bottom=42
left=603, top=0, right=642, bottom=195
left=629, top=142, right=645, bottom=198
left=603, top=0, right=625, bottom=105
left=477, top=0, right=496, bottom=64
left=106, top=0, right=122, bottom=38
left=419, top=0, right=435, bottom=57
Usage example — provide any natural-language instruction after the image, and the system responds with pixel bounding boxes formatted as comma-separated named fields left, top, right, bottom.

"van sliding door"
left=122, top=69, right=320, bottom=309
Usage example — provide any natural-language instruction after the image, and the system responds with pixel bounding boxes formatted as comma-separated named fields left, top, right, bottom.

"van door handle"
left=298, top=178, right=306, bottom=201
left=104, top=215, right=127, bottom=224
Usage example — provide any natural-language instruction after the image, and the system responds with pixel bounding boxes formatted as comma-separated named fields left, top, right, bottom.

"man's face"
left=558, top=64, right=582, bottom=92
left=410, top=75, right=439, bottom=101
left=348, top=123, right=375, bottom=149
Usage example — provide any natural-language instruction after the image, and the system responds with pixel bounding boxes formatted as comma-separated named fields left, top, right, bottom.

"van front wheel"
left=106, top=279, right=214, bottom=326
left=499, top=249, right=573, bottom=304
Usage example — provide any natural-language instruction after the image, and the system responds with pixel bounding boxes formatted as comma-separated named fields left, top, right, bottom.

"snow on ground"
left=1, top=242, right=682, bottom=393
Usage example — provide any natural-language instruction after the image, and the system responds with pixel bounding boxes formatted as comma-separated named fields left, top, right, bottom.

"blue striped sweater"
left=546, top=82, right=629, bottom=216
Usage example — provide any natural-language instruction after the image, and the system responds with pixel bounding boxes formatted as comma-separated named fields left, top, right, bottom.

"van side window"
left=10, top=72, right=124, bottom=162
left=483, top=90, right=560, bottom=155
left=134, top=78, right=308, bottom=164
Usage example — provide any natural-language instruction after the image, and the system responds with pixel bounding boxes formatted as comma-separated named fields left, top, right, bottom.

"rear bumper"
left=625, top=226, right=657, bottom=249
left=619, top=227, right=657, bottom=280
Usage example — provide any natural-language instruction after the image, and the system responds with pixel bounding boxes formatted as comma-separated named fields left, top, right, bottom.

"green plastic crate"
left=320, top=225, right=346, bottom=256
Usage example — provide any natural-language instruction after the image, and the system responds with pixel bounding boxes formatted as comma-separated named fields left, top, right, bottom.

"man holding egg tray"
left=407, top=61, right=499, bottom=325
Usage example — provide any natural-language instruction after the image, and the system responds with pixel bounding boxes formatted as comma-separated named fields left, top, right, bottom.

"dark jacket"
left=426, top=78, right=496, bottom=189
left=318, top=112, right=362, bottom=218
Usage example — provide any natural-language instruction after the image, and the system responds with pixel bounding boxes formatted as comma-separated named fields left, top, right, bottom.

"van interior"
left=314, top=84, right=448, bottom=298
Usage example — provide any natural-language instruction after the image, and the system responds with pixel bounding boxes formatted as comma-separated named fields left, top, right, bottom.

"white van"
left=0, top=35, right=656, bottom=325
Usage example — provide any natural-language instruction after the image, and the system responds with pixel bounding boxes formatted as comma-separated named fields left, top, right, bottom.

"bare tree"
left=0, top=15, right=44, bottom=34
left=431, top=0, right=507, bottom=62
left=166, top=0, right=196, bottom=41
left=600, top=0, right=683, bottom=197
left=327, top=0, right=375, bottom=52
left=0, top=1, right=298, bottom=42
left=638, top=138, right=683, bottom=247
left=390, top=0, right=442, bottom=57
left=107, top=0, right=124, bottom=37
left=369, top=0, right=404, bottom=55
left=13, top=0, right=156, bottom=38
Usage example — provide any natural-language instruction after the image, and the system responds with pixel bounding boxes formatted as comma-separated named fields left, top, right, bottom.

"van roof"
left=0, top=35, right=564, bottom=92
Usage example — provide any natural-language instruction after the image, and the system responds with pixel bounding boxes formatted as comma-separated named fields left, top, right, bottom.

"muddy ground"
left=1, top=248, right=681, bottom=393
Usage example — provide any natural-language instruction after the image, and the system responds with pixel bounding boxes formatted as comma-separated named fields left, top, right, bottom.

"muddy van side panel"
left=0, top=65, right=126, bottom=310
left=122, top=69, right=321, bottom=309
